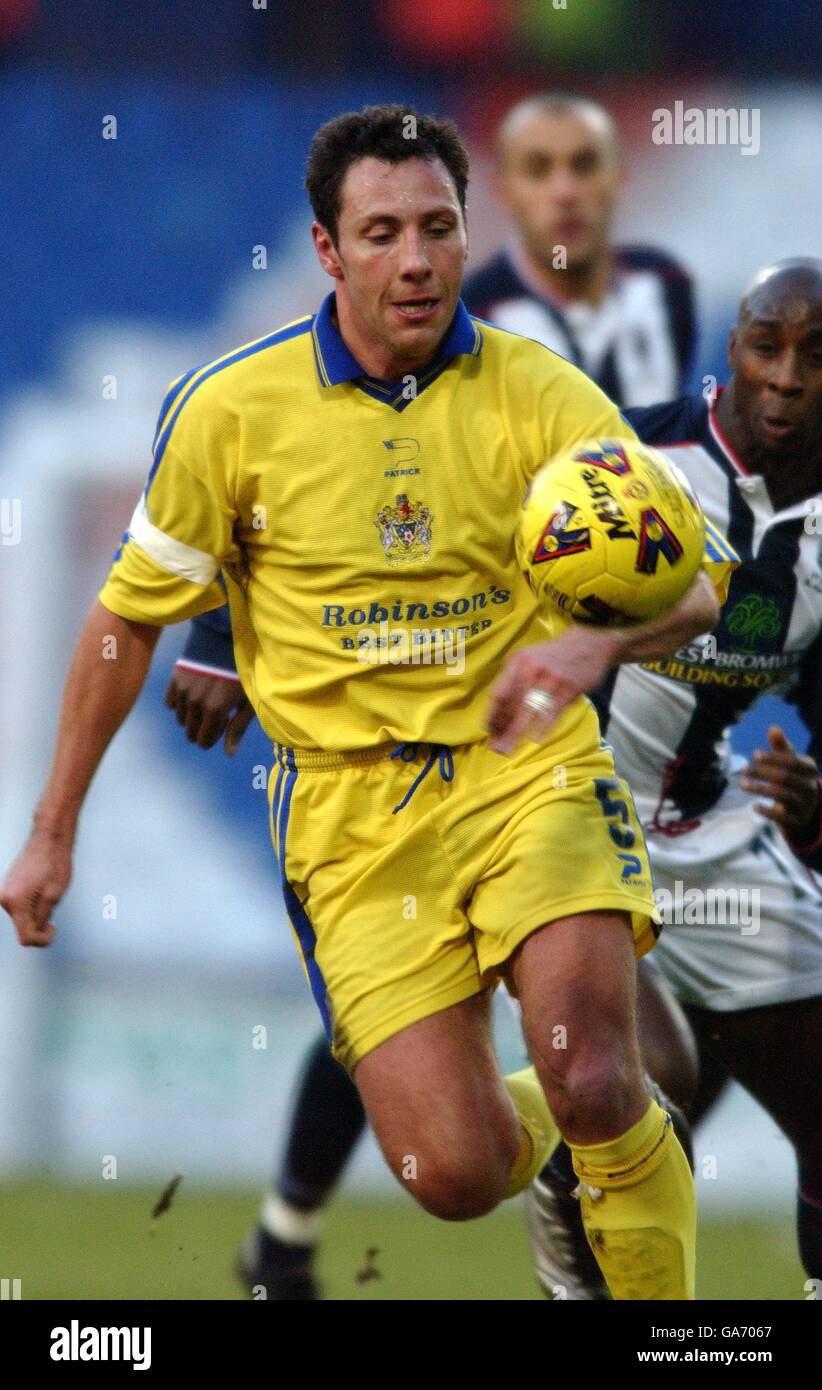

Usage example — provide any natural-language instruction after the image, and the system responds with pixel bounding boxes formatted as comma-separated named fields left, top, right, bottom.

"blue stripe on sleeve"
left=146, top=318, right=312, bottom=494
left=152, top=368, right=200, bottom=453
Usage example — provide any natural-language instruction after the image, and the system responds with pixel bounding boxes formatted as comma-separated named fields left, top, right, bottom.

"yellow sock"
left=503, top=1067, right=561, bottom=1199
left=571, top=1098, right=696, bottom=1300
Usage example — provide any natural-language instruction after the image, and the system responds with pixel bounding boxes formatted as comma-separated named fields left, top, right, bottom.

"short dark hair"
left=305, top=104, right=470, bottom=243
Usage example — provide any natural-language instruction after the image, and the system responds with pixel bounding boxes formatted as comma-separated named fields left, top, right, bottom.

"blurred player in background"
left=528, top=259, right=822, bottom=1298
left=166, top=90, right=702, bottom=1299
left=2, top=106, right=725, bottom=1304
left=463, top=92, right=695, bottom=407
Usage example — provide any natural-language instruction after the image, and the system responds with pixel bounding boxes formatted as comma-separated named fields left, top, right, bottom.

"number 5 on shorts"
left=593, top=777, right=636, bottom=850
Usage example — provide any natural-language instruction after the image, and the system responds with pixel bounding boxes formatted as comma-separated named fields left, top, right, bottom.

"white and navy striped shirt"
left=596, top=391, right=822, bottom=864
left=462, top=244, right=695, bottom=408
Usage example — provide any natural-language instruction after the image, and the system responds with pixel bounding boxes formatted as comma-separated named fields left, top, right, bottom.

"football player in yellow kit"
left=2, top=106, right=732, bottom=1299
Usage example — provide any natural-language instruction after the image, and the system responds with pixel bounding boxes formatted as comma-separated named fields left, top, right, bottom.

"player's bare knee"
left=409, top=1163, right=506, bottom=1221
left=397, top=1123, right=516, bottom=1220
left=545, top=1053, right=644, bottom=1140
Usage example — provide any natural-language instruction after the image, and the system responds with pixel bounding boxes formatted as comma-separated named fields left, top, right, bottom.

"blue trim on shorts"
left=270, top=762, right=285, bottom=837
left=274, top=746, right=332, bottom=1039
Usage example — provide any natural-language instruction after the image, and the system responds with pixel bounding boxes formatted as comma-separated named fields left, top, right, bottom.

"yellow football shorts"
left=269, top=697, right=658, bottom=1072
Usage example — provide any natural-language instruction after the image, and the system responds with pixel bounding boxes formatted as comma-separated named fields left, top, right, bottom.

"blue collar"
left=311, top=291, right=482, bottom=390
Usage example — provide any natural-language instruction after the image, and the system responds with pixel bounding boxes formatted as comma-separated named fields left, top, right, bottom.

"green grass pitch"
left=0, top=1181, right=805, bottom=1301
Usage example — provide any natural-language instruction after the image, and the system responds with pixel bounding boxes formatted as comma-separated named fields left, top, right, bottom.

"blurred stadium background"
left=1, top=0, right=820, bottom=1299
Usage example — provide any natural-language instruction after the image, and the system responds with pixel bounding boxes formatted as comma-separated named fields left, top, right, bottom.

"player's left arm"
left=488, top=571, right=718, bottom=754
left=740, top=635, right=822, bottom=866
left=2, top=375, right=239, bottom=944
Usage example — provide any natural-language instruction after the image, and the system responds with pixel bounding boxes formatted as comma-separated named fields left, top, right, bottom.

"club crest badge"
left=376, top=494, right=433, bottom=565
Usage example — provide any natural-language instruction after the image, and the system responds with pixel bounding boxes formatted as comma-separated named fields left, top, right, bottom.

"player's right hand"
left=164, top=665, right=255, bottom=754
left=1, top=830, right=72, bottom=947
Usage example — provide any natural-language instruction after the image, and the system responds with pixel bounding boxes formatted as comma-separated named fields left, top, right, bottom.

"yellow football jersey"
left=99, top=294, right=732, bottom=750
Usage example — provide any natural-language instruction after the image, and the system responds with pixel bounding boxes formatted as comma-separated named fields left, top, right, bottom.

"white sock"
left=260, top=1190, right=322, bottom=1246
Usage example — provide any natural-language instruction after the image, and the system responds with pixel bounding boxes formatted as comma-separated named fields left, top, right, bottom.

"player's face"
left=315, top=156, right=468, bottom=377
left=495, top=113, right=620, bottom=273
left=729, top=297, right=822, bottom=465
